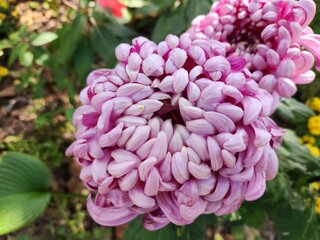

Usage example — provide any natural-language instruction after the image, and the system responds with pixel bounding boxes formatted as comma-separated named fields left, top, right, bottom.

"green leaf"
left=289, top=98, right=314, bottom=118
left=278, top=130, right=320, bottom=174
left=151, top=0, right=211, bottom=43
left=74, top=38, right=94, bottom=81
left=152, top=3, right=188, bottom=43
left=185, top=0, right=211, bottom=22
left=179, top=215, right=216, bottom=240
left=31, top=32, right=58, bottom=46
left=19, top=51, right=34, bottom=67
left=65, top=78, right=77, bottom=105
left=149, top=0, right=176, bottom=10
left=275, top=98, right=315, bottom=126
left=56, top=13, right=87, bottom=63
left=105, top=20, right=135, bottom=38
left=33, top=48, right=50, bottom=66
left=239, top=200, right=268, bottom=228
left=123, top=217, right=178, bottom=240
left=8, top=43, right=28, bottom=66
left=0, top=39, right=12, bottom=50
left=124, top=215, right=217, bottom=240
left=275, top=101, right=296, bottom=123
left=90, top=24, right=118, bottom=67
left=275, top=206, right=319, bottom=240
left=0, top=152, right=52, bottom=235
left=275, top=173, right=305, bottom=211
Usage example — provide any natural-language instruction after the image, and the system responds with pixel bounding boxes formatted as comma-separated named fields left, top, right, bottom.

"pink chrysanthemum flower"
left=186, top=0, right=320, bottom=108
left=67, top=34, right=284, bottom=230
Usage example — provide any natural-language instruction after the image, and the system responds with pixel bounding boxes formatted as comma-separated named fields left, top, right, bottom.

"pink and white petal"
left=87, top=196, right=138, bottom=226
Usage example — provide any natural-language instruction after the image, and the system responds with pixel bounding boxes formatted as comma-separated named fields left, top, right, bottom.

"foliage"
left=0, top=152, right=51, bottom=235
left=124, top=215, right=217, bottom=240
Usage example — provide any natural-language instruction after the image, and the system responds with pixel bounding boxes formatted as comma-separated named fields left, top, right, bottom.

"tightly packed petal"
left=186, top=0, right=320, bottom=108
left=67, top=33, right=285, bottom=230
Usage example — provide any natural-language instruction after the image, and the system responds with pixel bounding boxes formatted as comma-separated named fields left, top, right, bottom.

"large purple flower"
left=67, top=34, right=284, bottom=230
left=186, top=0, right=320, bottom=108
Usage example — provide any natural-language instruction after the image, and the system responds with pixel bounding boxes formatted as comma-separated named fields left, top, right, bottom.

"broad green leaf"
left=275, top=101, right=296, bottom=123
left=278, top=130, right=320, bottom=174
left=275, top=206, right=319, bottom=240
left=124, top=215, right=217, bottom=240
left=149, top=0, right=176, bottom=10
left=239, top=200, right=268, bottom=228
left=185, top=0, right=211, bottom=22
left=65, top=107, right=75, bottom=123
left=178, top=215, right=216, bottom=240
left=74, top=37, right=94, bottom=81
left=105, top=19, right=135, bottom=38
left=56, top=13, right=87, bottom=63
left=152, top=3, right=188, bottom=43
left=289, top=98, right=314, bottom=118
left=51, top=64, right=64, bottom=90
left=0, top=152, right=52, bottom=235
left=19, top=51, right=34, bottom=67
left=90, top=24, right=118, bottom=67
left=31, top=32, right=58, bottom=46
left=275, top=98, right=314, bottom=128
left=275, top=173, right=305, bottom=211
left=130, top=4, right=159, bottom=16
left=123, top=217, right=178, bottom=240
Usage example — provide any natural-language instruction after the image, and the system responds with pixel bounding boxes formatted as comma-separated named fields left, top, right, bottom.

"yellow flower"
left=11, top=9, right=18, bottom=18
left=308, top=115, right=320, bottom=136
left=0, top=12, right=6, bottom=22
left=307, top=97, right=320, bottom=113
left=0, top=65, right=9, bottom=77
left=311, top=182, right=320, bottom=190
left=305, top=143, right=320, bottom=157
left=301, top=135, right=316, bottom=144
left=316, top=198, right=320, bottom=214
left=0, top=0, right=8, bottom=9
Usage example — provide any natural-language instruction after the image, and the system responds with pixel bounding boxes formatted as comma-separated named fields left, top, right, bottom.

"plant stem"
left=51, top=191, right=87, bottom=199
left=112, top=227, right=117, bottom=240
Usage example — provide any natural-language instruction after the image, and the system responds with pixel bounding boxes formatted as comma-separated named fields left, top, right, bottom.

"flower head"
left=186, top=0, right=320, bottom=108
left=307, top=97, right=320, bottom=112
left=301, top=134, right=316, bottom=144
left=67, top=34, right=284, bottom=229
left=0, top=0, right=8, bottom=9
left=305, top=143, right=320, bottom=157
left=316, top=197, right=320, bottom=214
left=0, top=65, right=9, bottom=77
left=308, top=115, right=320, bottom=135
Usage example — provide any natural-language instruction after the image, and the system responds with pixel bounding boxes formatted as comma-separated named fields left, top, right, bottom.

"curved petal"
left=87, top=195, right=138, bottom=226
